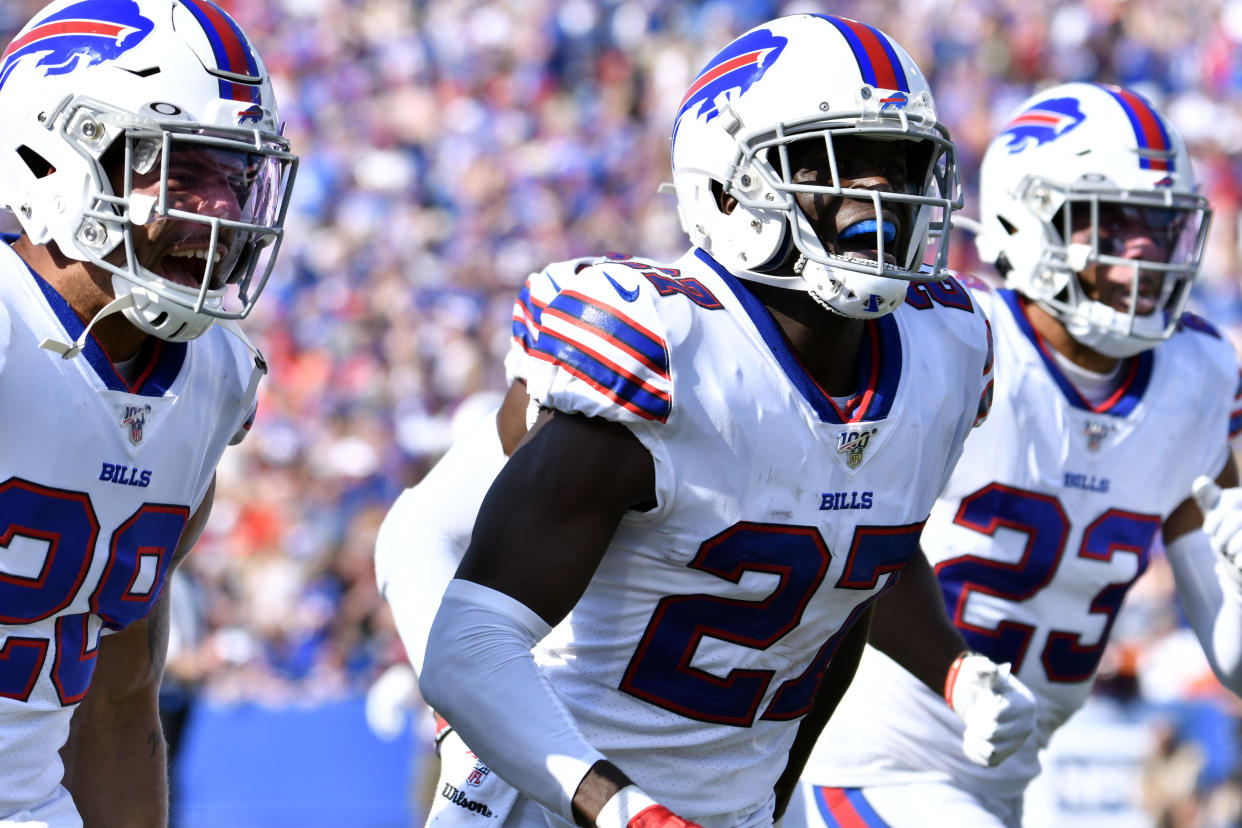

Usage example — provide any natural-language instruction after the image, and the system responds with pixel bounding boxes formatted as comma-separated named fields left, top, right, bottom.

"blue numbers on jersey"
left=620, top=520, right=922, bottom=726
left=0, top=480, right=99, bottom=625
left=905, top=277, right=974, bottom=312
left=0, top=478, right=189, bottom=704
left=937, top=484, right=1159, bottom=683
left=611, top=261, right=724, bottom=310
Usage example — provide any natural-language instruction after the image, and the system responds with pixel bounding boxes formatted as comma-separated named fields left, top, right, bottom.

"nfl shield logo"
left=466, top=760, right=490, bottom=786
left=1083, top=421, right=1113, bottom=452
left=837, top=427, right=877, bottom=469
left=121, top=404, right=152, bottom=446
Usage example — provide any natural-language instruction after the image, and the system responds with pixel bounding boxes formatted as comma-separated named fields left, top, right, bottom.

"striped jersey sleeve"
left=503, top=255, right=610, bottom=384
left=523, top=264, right=673, bottom=425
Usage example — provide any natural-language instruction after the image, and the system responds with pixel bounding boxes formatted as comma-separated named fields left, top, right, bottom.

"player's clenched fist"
left=945, top=652, right=1037, bottom=768
left=1193, top=477, right=1242, bottom=589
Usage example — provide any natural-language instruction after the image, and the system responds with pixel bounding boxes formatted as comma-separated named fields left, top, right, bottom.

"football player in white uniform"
left=789, top=82, right=1242, bottom=828
left=0, top=0, right=295, bottom=824
left=376, top=254, right=613, bottom=682
left=374, top=254, right=612, bottom=823
left=417, top=15, right=1023, bottom=828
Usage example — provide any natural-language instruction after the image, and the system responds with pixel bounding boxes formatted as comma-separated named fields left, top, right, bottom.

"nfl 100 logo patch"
left=121, top=403, right=152, bottom=446
left=837, top=427, right=878, bottom=469
left=1083, top=421, right=1115, bottom=452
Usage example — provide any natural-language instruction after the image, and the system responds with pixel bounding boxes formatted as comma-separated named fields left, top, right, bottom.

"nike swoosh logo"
left=605, top=273, right=641, bottom=303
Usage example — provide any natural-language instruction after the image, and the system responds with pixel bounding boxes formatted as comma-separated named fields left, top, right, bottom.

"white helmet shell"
left=0, top=0, right=298, bottom=341
left=977, top=82, right=1210, bottom=357
left=670, top=14, right=961, bottom=319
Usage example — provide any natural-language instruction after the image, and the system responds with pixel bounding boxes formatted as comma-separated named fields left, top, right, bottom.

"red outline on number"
left=51, top=614, right=98, bottom=706
left=0, top=636, right=48, bottom=701
left=936, top=483, right=1069, bottom=674
left=762, top=596, right=876, bottom=721
left=120, top=551, right=161, bottom=600
left=91, top=503, right=188, bottom=627
left=0, top=478, right=99, bottom=623
left=834, top=521, right=924, bottom=589
left=618, top=522, right=830, bottom=726
left=1041, top=508, right=1159, bottom=683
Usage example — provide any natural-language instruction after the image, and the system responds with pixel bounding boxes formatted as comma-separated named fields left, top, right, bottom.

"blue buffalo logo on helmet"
left=879, top=91, right=909, bottom=111
left=998, top=97, right=1087, bottom=154
left=238, top=103, right=264, bottom=125
left=674, top=28, right=788, bottom=139
left=0, top=0, right=154, bottom=90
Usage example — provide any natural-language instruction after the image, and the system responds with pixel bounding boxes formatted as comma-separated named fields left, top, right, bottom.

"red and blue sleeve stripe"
left=179, top=0, right=262, bottom=102
left=511, top=283, right=545, bottom=354
left=534, top=291, right=671, bottom=422
left=814, top=786, right=892, bottom=828
left=818, top=16, right=908, bottom=92
left=543, top=292, right=670, bottom=378
left=532, top=332, right=671, bottom=422
left=1102, top=85, right=1172, bottom=171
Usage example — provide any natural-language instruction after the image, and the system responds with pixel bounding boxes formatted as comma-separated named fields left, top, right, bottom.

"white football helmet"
left=977, top=82, right=1210, bottom=357
left=671, top=14, right=961, bottom=319
left=0, top=0, right=297, bottom=342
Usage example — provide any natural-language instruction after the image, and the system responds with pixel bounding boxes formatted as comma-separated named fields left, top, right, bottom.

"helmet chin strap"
left=39, top=293, right=135, bottom=359
left=792, top=255, right=850, bottom=318
left=1062, top=300, right=1161, bottom=359
left=37, top=293, right=266, bottom=405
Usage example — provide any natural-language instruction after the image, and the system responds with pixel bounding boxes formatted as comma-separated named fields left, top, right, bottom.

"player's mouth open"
left=836, top=217, right=898, bottom=265
left=158, top=247, right=224, bottom=289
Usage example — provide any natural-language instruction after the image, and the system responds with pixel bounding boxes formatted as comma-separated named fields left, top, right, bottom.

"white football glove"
left=1191, top=477, right=1242, bottom=590
left=945, top=652, right=1037, bottom=768
left=363, top=662, right=417, bottom=741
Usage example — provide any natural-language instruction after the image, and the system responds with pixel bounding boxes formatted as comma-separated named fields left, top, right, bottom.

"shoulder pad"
left=523, top=261, right=673, bottom=424
left=507, top=254, right=633, bottom=383
left=1178, top=311, right=1224, bottom=340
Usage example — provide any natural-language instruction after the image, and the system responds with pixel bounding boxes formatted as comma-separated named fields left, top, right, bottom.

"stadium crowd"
left=5, top=0, right=1242, bottom=823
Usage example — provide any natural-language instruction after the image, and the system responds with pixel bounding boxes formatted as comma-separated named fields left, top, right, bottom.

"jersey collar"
left=695, top=249, right=902, bottom=424
left=1000, top=289, right=1152, bottom=416
left=21, top=258, right=186, bottom=397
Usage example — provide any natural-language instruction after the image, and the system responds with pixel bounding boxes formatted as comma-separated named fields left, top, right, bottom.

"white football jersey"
left=0, top=242, right=261, bottom=816
left=519, top=248, right=994, bottom=824
left=803, top=284, right=1241, bottom=801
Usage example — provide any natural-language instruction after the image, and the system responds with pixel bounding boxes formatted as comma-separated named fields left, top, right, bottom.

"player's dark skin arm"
left=773, top=603, right=875, bottom=820
left=1164, top=454, right=1240, bottom=544
left=60, top=477, right=215, bottom=827
left=866, top=552, right=970, bottom=694
left=496, top=379, right=532, bottom=456
left=455, top=408, right=657, bottom=828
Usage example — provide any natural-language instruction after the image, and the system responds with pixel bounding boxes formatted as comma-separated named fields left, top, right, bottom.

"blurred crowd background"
left=5, top=0, right=1242, bottom=824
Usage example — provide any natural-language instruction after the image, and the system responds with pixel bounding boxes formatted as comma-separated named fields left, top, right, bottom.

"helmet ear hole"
left=994, top=252, right=1013, bottom=278
left=16, top=145, right=53, bottom=178
left=711, top=180, right=737, bottom=216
